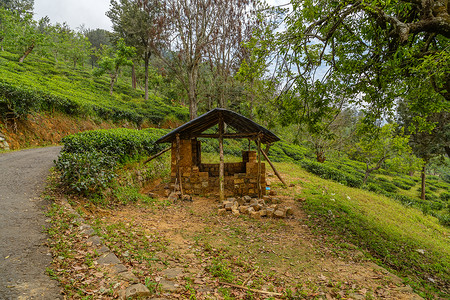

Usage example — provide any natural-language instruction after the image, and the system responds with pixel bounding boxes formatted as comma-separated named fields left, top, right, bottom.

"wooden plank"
left=219, top=114, right=225, bottom=202
left=257, top=133, right=262, bottom=198
left=176, top=134, right=183, bottom=196
left=143, top=147, right=170, bottom=164
left=260, top=146, right=287, bottom=187
left=196, top=133, right=258, bottom=139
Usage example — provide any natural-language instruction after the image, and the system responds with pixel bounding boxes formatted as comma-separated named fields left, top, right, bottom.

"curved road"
left=0, top=147, right=62, bottom=299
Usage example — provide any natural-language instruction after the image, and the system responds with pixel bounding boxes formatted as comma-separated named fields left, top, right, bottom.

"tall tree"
left=107, top=0, right=165, bottom=100
left=94, top=39, right=135, bottom=95
left=160, top=0, right=255, bottom=120
left=84, top=28, right=111, bottom=68
left=0, top=0, right=33, bottom=15
left=272, top=0, right=449, bottom=137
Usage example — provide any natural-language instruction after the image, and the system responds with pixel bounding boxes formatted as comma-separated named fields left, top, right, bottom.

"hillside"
left=0, top=50, right=188, bottom=149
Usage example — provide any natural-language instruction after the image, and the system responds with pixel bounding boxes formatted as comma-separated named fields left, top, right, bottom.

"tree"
left=107, top=0, right=165, bottom=100
left=397, top=96, right=450, bottom=199
left=353, top=123, right=412, bottom=184
left=160, top=0, right=256, bottom=120
left=84, top=28, right=111, bottom=68
left=94, top=39, right=135, bottom=95
left=0, top=0, right=33, bottom=15
left=272, top=0, right=449, bottom=136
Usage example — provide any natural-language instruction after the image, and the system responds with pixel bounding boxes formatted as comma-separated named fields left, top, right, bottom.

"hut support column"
left=176, top=134, right=183, bottom=196
left=219, top=114, right=225, bottom=201
left=257, top=133, right=262, bottom=198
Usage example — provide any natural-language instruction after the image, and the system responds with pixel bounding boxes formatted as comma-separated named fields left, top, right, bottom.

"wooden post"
left=257, top=133, right=262, bottom=198
left=219, top=114, right=225, bottom=202
left=260, top=147, right=287, bottom=187
left=176, top=134, right=183, bottom=196
left=143, top=147, right=170, bottom=164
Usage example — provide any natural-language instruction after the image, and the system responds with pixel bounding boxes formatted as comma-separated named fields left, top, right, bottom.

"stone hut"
left=155, top=108, right=282, bottom=200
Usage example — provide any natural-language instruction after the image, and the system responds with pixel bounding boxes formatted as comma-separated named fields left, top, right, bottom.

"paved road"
left=0, top=147, right=62, bottom=299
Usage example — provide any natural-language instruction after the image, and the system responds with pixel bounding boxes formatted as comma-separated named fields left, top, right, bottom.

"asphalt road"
left=0, top=147, right=62, bottom=299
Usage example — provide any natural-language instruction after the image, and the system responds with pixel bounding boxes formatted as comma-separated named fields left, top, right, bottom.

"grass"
left=276, top=161, right=450, bottom=298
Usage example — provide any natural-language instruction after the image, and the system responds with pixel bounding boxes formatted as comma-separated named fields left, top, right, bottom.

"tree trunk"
left=188, top=66, right=199, bottom=120
left=19, top=43, right=35, bottom=63
left=109, top=73, right=116, bottom=95
left=144, top=53, right=150, bottom=101
left=218, top=114, right=224, bottom=201
left=131, top=63, right=137, bottom=90
left=421, top=165, right=426, bottom=200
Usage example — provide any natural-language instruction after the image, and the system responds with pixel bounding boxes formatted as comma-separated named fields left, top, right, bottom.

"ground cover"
left=0, top=51, right=188, bottom=127
left=45, top=152, right=449, bottom=299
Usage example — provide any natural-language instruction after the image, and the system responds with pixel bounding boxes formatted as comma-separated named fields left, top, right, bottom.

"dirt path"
left=0, top=147, right=62, bottom=299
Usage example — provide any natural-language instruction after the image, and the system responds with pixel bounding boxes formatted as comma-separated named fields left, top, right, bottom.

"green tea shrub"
left=301, top=159, right=363, bottom=187
left=60, top=128, right=167, bottom=162
left=56, top=150, right=117, bottom=196
left=441, top=192, right=450, bottom=202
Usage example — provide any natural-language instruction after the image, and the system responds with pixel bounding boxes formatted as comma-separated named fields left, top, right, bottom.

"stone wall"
left=170, top=139, right=266, bottom=197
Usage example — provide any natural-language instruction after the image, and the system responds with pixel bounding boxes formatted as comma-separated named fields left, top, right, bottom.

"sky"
left=34, top=0, right=113, bottom=31
left=33, top=0, right=289, bottom=32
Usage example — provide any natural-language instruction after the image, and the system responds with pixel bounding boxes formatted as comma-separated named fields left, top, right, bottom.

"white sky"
left=34, top=0, right=113, bottom=31
left=33, top=0, right=289, bottom=31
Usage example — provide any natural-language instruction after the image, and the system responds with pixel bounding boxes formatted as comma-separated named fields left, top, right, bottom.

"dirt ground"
left=75, top=179, right=424, bottom=300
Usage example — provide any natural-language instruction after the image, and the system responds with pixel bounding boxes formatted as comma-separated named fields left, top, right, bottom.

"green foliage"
left=300, top=159, right=363, bottom=187
left=56, top=128, right=168, bottom=196
left=56, top=150, right=117, bottom=196
left=60, top=128, right=167, bottom=162
left=0, top=51, right=188, bottom=124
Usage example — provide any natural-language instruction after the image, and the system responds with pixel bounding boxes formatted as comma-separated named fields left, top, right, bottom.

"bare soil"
left=72, top=180, right=424, bottom=300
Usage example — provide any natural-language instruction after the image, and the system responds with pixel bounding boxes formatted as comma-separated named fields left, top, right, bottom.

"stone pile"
left=217, top=195, right=293, bottom=219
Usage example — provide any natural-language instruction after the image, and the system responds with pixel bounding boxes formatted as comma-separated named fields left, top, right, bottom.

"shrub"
left=441, top=192, right=450, bottom=202
left=56, top=151, right=117, bottom=196
left=392, top=178, right=415, bottom=190
left=301, top=159, right=363, bottom=188
left=61, top=128, right=167, bottom=162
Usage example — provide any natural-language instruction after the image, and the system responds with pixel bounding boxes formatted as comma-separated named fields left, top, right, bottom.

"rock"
left=237, top=197, right=246, bottom=205
left=164, top=189, right=171, bottom=197
left=223, top=201, right=234, bottom=211
left=168, top=192, right=178, bottom=202
left=124, top=283, right=151, bottom=299
left=232, top=209, right=240, bottom=216
left=79, top=224, right=95, bottom=235
left=98, top=245, right=110, bottom=254
left=258, top=199, right=266, bottom=205
left=250, top=211, right=260, bottom=219
left=259, top=209, right=267, bottom=217
left=247, top=207, right=255, bottom=214
left=161, top=267, right=184, bottom=279
left=97, top=252, right=122, bottom=265
left=148, top=192, right=157, bottom=198
left=113, top=263, right=128, bottom=273
left=243, top=195, right=252, bottom=202
left=266, top=208, right=274, bottom=218
left=159, top=278, right=181, bottom=292
left=87, top=235, right=102, bottom=246
left=118, top=271, right=139, bottom=283
left=274, top=209, right=286, bottom=218
left=182, top=194, right=192, bottom=202
left=217, top=208, right=227, bottom=216
left=226, top=197, right=236, bottom=202
left=249, top=199, right=258, bottom=206
left=285, top=206, right=293, bottom=216
left=239, top=205, right=249, bottom=214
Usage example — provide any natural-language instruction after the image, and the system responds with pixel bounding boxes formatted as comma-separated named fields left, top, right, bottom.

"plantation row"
left=56, top=128, right=450, bottom=226
left=0, top=52, right=188, bottom=126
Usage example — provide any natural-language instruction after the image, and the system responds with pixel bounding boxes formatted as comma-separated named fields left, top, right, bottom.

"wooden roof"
left=156, top=108, right=280, bottom=144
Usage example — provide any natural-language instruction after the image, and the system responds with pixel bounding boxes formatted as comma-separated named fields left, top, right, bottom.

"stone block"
left=239, top=205, right=249, bottom=214
left=224, top=201, right=234, bottom=211
left=243, top=195, right=252, bottom=202
left=218, top=208, right=227, bottom=215
left=124, top=283, right=151, bottom=299
left=266, top=208, right=274, bottom=218
left=259, top=209, right=267, bottom=217
left=250, top=211, right=260, bottom=219
left=285, top=206, right=293, bottom=216
left=274, top=209, right=286, bottom=218
left=232, top=209, right=240, bottom=216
